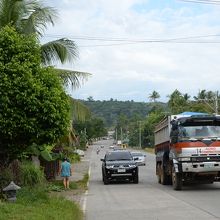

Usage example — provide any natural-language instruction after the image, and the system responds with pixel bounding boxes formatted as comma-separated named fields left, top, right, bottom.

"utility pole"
left=139, top=121, right=142, bottom=148
left=121, top=127, right=123, bottom=142
left=115, top=128, right=118, bottom=141
left=215, top=91, right=218, bottom=115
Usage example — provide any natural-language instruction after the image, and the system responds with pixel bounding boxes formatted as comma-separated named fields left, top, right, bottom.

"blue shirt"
left=61, top=161, right=71, bottom=177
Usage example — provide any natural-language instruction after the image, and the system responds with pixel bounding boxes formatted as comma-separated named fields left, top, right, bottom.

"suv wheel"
left=133, top=172, right=139, bottom=184
left=103, top=174, right=109, bottom=185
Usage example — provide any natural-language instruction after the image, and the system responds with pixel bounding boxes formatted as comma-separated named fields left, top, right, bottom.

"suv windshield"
left=106, top=151, right=132, bottom=161
left=131, top=153, right=143, bottom=157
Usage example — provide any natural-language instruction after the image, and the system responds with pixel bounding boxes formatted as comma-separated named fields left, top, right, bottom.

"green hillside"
left=81, top=99, right=167, bottom=127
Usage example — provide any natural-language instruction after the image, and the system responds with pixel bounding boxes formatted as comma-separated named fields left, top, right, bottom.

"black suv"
left=101, top=150, right=139, bottom=184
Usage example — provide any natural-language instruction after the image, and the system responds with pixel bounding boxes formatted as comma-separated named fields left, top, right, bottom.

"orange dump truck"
left=154, top=112, right=220, bottom=190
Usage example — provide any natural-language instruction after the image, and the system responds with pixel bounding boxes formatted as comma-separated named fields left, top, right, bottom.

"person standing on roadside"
left=60, top=157, right=72, bottom=189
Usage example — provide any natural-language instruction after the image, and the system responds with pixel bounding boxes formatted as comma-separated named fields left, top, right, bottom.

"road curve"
left=85, top=140, right=220, bottom=220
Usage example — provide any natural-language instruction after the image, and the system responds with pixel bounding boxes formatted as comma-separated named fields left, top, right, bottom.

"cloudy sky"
left=44, top=0, right=220, bottom=102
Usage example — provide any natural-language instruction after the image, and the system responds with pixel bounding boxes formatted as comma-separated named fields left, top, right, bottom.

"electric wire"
left=43, top=33, right=220, bottom=47
left=177, top=0, right=220, bottom=5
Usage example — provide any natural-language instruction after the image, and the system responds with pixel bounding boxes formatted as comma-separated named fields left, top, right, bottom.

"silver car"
left=131, top=152, right=146, bottom=166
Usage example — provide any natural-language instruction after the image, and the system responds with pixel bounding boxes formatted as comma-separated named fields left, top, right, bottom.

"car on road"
left=131, top=152, right=146, bottom=166
left=101, top=150, right=139, bottom=184
left=74, top=149, right=85, bottom=157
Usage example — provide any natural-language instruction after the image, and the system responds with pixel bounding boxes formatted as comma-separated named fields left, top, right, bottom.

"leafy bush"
left=19, top=161, right=45, bottom=187
left=0, top=26, right=70, bottom=164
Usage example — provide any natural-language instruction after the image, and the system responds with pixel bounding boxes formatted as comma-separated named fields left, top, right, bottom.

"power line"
left=43, top=34, right=220, bottom=47
left=78, top=41, right=220, bottom=48
left=177, top=0, right=220, bottom=5
left=45, top=33, right=220, bottom=42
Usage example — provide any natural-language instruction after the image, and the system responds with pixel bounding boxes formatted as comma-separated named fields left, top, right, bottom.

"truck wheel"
left=161, top=165, right=171, bottom=185
left=157, top=164, right=161, bottom=184
left=172, top=166, right=182, bottom=190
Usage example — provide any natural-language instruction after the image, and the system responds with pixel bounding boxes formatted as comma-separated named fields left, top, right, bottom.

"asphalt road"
left=85, top=139, right=220, bottom=220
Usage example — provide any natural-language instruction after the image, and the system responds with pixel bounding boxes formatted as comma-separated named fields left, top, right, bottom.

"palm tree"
left=0, top=0, right=91, bottom=120
left=167, top=89, right=188, bottom=114
left=0, top=0, right=90, bottom=86
left=149, top=90, right=160, bottom=102
left=183, top=93, right=191, bottom=101
left=193, top=90, right=207, bottom=101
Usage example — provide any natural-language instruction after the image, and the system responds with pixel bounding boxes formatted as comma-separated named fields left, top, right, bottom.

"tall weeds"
left=19, top=161, right=45, bottom=187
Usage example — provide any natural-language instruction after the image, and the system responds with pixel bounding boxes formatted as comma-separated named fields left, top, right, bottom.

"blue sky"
left=44, top=0, right=220, bottom=102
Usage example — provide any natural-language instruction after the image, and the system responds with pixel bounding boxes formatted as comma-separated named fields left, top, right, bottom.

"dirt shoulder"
left=55, top=146, right=92, bottom=206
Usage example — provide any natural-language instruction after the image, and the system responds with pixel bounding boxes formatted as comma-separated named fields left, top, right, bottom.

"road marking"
left=82, top=163, right=91, bottom=213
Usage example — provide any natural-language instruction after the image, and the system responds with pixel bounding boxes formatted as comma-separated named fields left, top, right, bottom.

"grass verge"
left=0, top=185, right=83, bottom=220
left=47, top=173, right=89, bottom=192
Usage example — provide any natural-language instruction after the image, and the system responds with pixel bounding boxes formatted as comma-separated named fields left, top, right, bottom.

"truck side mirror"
left=170, top=129, right=179, bottom=144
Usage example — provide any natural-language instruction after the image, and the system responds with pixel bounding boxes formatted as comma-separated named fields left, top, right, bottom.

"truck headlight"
left=178, top=157, right=191, bottom=162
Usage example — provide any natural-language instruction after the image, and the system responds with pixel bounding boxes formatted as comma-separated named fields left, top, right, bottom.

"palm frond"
left=55, top=68, right=91, bottom=89
left=69, top=97, right=91, bottom=122
left=0, top=0, right=24, bottom=28
left=21, top=5, right=58, bottom=36
left=41, top=38, right=78, bottom=65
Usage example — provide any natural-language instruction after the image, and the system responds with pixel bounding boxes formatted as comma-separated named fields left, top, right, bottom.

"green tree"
left=0, top=26, right=70, bottom=165
left=149, top=90, right=160, bottom=102
left=193, top=90, right=207, bottom=100
left=0, top=0, right=90, bottom=87
left=74, top=117, right=107, bottom=148
left=167, top=89, right=189, bottom=114
left=142, top=111, right=165, bottom=147
left=193, top=90, right=218, bottom=114
left=87, top=96, right=94, bottom=102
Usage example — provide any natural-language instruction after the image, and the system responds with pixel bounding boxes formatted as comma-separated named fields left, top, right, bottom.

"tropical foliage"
left=149, top=90, right=160, bottom=102
left=0, top=0, right=90, bottom=88
left=0, top=26, right=70, bottom=165
left=0, top=0, right=76, bottom=65
left=82, top=98, right=166, bottom=127
left=74, top=117, right=108, bottom=147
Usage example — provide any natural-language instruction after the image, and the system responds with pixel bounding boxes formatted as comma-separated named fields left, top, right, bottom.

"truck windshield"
left=179, top=125, right=220, bottom=139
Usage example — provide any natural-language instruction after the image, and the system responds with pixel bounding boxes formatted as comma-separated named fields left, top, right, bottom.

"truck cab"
left=155, top=112, right=220, bottom=190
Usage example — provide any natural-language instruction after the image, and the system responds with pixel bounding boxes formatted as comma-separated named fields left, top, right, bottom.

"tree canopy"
left=0, top=26, right=70, bottom=164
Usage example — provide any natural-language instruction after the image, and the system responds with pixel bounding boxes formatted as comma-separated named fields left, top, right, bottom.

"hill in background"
left=81, top=99, right=167, bottom=127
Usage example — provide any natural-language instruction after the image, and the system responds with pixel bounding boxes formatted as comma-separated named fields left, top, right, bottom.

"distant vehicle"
left=100, top=145, right=104, bottom=148
left=101, top=150, right=139, bottom=184
left=131, top=152, right=146, bottom=166
left=113, top=146, right=123, bottom=151
left=74, top=149, right=85, bottom=157
left=109, top=145, right=115, bottom=149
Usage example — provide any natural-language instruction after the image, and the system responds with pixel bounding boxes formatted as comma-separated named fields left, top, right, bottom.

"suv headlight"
left=106, top=165, right=114, bottom=169
left=129, top=164, right=136, bottom=168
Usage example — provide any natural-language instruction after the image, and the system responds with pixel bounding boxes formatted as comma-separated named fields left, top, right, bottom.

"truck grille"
left=191, top=156, right=220, bottom=162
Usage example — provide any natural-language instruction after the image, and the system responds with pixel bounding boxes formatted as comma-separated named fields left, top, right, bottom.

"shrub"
left=19, top=161, right=45, bottom=187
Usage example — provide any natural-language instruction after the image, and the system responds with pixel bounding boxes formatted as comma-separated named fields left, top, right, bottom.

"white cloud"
left=45, top=0, right=220, bottom=102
